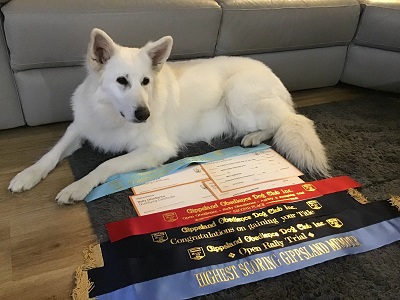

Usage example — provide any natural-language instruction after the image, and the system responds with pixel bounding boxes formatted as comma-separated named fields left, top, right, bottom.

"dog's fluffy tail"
left=273, top=114, right=329, bottom=177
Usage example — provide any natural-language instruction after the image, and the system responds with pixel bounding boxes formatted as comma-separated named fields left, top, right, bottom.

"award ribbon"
left=85, top=144, right=270, bottom=202
left=95, top=217, right=400, bottom=300
left=106, top=176, right=361, bottom=241
left=89, top=198, right=399, bottom=297
left=111, top=191, right=362, bottom=258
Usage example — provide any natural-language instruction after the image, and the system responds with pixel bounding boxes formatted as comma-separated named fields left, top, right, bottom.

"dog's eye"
left=116, top=76, right=129, bottom=86
left=141, top=77, right=150, bottom=86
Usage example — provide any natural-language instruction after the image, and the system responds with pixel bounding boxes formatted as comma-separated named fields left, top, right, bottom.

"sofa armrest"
left=0, top=13, right=25, bottom=129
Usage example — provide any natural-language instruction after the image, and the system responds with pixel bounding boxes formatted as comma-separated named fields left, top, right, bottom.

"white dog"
left=9, top=28, right=329, bottom=204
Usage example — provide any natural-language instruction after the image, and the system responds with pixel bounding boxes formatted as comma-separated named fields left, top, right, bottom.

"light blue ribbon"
left=85, top=144, right=270, bottom=202
left=97, top=217, right=400, bottom=300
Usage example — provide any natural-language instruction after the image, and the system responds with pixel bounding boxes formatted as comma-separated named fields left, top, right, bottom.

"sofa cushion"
left=341, top=45, right=400, bottom=93
left=216, top=0, right=360, bottom=56
left=353, top=0, right=400, bottom=52
left=249, top=46, right=348, bottom=91
left=2, top=0, right=221, bottom=71
left=340, top=0, right=400, bottom=93
left=14, top=67, right=86, bottom=126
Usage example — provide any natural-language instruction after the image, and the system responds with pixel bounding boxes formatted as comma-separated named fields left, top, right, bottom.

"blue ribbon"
left=85, top=144, right=270, bottom=202
left=97, top=217, right=400, bottom=300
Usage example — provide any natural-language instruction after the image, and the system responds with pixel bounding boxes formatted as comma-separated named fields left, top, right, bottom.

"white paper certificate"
left=203, top=177, right=304, bottom=199
left=130, top=181, right=216, bottom=216
left=131, top=165, right=208, bottom=195
left=201, top=148, right=303, bottom=192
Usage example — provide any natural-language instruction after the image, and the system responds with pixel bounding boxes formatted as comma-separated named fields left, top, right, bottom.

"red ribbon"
left=107, top=176, right=361, bottom=242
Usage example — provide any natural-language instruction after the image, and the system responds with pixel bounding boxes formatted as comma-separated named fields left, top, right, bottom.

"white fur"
left=9, top=29, right=329, bottom=204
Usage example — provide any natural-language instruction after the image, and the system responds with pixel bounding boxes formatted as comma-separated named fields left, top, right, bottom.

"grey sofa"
left=0, top=0, right=399, bottom=130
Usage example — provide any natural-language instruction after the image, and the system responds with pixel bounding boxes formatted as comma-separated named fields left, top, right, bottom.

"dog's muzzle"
left=134, top=106, right=150, bottom=123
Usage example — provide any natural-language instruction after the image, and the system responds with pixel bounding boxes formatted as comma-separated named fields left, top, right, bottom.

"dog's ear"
left=87, top=28, right=115, bottom=71
left=144, top=36, right=173, bottom=71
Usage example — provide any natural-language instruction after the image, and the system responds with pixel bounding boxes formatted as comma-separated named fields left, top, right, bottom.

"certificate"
left=201, top=148, right=303, bottom=192
left=132, top=165, right=208, bottom=195
left=130, top=181, right=216, bottom=216
left=203, top=176, right=305, bottom=199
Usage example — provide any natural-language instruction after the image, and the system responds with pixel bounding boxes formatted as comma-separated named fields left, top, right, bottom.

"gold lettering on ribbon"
left=186, top=203, right=219, bottom=214
left=194, top=265, right=240, bottom=287
left=206, top=237, right=243, bottom=253
left=238, top=254, right=281, bottom=276
left=181, top=221, right=217, bottom=233
left=170, top=227, right=235, bottom=245
left=193, top=235, right=362, bottom=287
left=325, top=236, right=361, bottom=250
left=247, top=218, right=279, bottom=230
left=296, top=210, right=315, bottom=217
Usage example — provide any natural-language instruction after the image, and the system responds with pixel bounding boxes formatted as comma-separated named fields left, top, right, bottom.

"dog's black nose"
left=134, top=107, right=150, bottom=122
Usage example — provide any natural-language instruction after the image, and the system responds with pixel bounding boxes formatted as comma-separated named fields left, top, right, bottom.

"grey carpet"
left=68, top=95, right=400, bottom=299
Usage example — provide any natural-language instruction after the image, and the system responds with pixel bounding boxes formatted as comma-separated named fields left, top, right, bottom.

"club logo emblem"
left=162, top=212, right=178, bottom=222
left=109, top=180, right=123, bottom=190
left=302, top=184, right=317, bottom=192
left=151, top=232, right=168, bottom=243
left=214, top=150, right=224, bottom=157
left=193, top=167, right=202, bottom=173
left=188, top=247, right=206, bottom=260
left=326, top=218, right=343, bottom=228
left=306, top=200, right=322, bottom=210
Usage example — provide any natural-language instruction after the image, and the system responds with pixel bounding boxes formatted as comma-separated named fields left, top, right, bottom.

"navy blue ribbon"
left=96, top=217, right=400, bottom=300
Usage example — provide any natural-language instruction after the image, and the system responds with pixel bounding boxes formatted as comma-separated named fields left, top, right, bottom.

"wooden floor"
left=0, top=122, right=96, bottom=300
left=0, top=84, right=397, bottom=299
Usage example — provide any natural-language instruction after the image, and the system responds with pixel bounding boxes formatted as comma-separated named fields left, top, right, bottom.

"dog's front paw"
left=9, top=165, right=47, bottom=193
left=56, top=180, right=92, bottom=205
